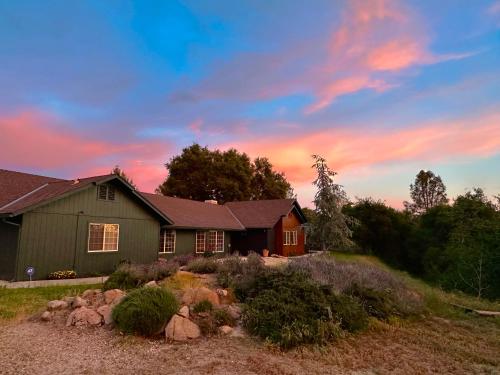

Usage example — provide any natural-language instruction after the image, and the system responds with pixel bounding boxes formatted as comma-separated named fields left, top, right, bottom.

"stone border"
left=0, top=276, right=108, bottom=289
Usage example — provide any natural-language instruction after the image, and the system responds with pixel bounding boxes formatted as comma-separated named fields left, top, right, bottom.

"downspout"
left=72, top=211, right=83, bottom=271
left=2, top=217, right=22, bottom=282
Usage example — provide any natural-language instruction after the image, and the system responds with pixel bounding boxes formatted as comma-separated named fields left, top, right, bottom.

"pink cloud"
left=220, top=111, right=500, bottom=184
left=0, top=109, right=172, bottom=192
left=188, top=118, right=204, bottom=135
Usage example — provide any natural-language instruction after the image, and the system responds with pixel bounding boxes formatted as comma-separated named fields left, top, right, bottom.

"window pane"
left=196, top=232, right=206, bottom=253
left=107, top=186, right=116, bottom=201
left=216, top=231, right=224, bottom=252
left=98, top=185, right=108, bottom=200
left=207, top=231, right=217, bottom=252
left=89, top=224, right=104, bottom=251
left=103, top=224, right=119, bottom=250
left=164, top=230, right=175, bottom=253
left=159, top=230, right=166, bottom=253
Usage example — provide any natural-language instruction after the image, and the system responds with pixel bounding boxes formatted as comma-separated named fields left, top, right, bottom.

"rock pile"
left=40, top=288, right=125, bottom=327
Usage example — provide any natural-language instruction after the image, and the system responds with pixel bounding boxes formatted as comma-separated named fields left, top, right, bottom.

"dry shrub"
left=185, top=257, right=219, bottom=274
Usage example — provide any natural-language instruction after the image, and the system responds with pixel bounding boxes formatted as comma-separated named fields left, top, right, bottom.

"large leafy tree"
left=404, top=170, right=448, bottom=214
left=156, top=144, right=293, bottom=203
left=309, top=155, right=356, bottom=250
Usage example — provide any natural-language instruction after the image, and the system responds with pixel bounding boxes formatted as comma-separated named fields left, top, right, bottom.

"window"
left=283, top=230, right=297, bottom=246
left=88, top=223, right=119, bottom=252
left=159, top=229, right=176, bottom=254
left=97, top=184, right=116, bottom=201
left=196, top=232, right=206, bottom=253
left=196, top=231, right=224, bottom=253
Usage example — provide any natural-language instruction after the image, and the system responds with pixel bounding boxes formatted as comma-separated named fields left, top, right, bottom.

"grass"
left=0, top=284, right=102, bottom=323
left=330, top=252, right=500, bottom=322
left=160, top=271, right=203, bottom=292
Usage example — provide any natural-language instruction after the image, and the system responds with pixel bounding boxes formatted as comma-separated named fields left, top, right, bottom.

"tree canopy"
left=156, top=144, right=293, bottom=203
left=404, top=170, right=448, bottom=214
left=111, top=165, right=137, bottom=189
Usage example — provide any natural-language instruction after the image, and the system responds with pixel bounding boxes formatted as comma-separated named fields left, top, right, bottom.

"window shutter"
left=107, top=186, right=116, bottom=201
left=98, top=185, right=108, bottom=200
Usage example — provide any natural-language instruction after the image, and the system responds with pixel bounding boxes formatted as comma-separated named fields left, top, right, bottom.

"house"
left=0, top=169, right=171, bottom=281
left=140, top=193, right=245, bottom=257
left=225, top=199, right=307, bottom=256
left=0, top=168, right=307, bottom=281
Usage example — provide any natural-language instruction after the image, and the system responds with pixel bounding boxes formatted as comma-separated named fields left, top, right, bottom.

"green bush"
left=112, top=287, right=179, bottom=337
left=192, top=299, right=213, bottom=313
left=325, top=292, right=369, bottom=332
left=103, top=261, right=179, bottom=291
left=346, top=284, right=398, bottom=320
left=213, top=308, right=236, bottom=327
left=216, top=256, right=245, bottom=288
left=185, top=257, right=219, bottom=274
left=103, top=270, right=140, bottom=291
left=241, top=270, right=342, bottom=349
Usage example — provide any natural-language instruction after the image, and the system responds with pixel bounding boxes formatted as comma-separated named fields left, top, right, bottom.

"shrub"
left=216, top=256, right=245, bottom=288
left=103, top=260, right=179, bottom=291
left=185, top=257, right=219, bottom=274
left=213, top=308, right=236, bottom=327
left=171, top=254, right=195, bottom=267
left=103, top=270, right=140, bottom=291
left=242, top=270, right=341, bottom=348
left=112, top=287, right=179, bottom=337
left=47, top=270, right=77, bottom=280
left=346, top=284, right=398, bottom=320
left=192, top=299, right=213, bottom=313
left=325, top=291, right=369, bottom=332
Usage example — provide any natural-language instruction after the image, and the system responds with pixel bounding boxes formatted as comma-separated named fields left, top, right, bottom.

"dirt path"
left=0, top=317, right=498, bottom=375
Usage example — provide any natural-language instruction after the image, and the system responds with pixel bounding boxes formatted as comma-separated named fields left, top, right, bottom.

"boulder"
left=104, top=289, right=125, bottom=306
left=181, top=287, right=220, bottom=306
left=226, top=304, right=242, bottom=320
left=47, top=300, right=69, bottom=311
left=41, top=311, right=53, bottom=322
left=216, top=289, right=228, bottom=297
left=178, top=305, right=189, bottom=319
left=72, top=296, right=88, bottom=309
left=81, top=289, right=97, bottom=299
left=97, top=305, right=113, bottom=325
left=63, top=296, right=75, bottom=305
left=165, top=315, right=200, bottom=341
left=144, top=280, right=158, bottom=288
left=66, top=306, right=103, bottom=327
left=219, top=325, right=233, bottom=335
left=82, top=289, right=105, bottom=307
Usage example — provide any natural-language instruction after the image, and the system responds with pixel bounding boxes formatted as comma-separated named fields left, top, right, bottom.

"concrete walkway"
left=0, top=276, right=108, bottom=289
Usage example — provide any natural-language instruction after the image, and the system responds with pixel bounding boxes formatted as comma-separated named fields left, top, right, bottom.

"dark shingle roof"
left=225, top=199, right=301, bottom=228
left=141, top=193, right=244, bottom=230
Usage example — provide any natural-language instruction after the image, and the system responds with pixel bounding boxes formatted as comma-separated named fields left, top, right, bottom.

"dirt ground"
left=0, top=316, right=498, bottom=375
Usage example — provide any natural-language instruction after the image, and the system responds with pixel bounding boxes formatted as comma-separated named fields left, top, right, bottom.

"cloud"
left=220, top=110, right=500, bottom=184
left=0, top=109, right=172, bottom=192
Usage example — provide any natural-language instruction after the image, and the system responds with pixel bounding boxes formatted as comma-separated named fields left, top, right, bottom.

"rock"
left=181, top=287, right=220, bottom=306
left=226, top=304, right=242, bottom=320
left=66, top=306, right=103, bottom=327
left=178, top=305, right=189, bottom=318
left=216, top=289, right=228, bottom=297
left=97, top=305, right=113, bottom=325
left=165, top=315, right=201, bottom=341
left=144, top=280, right=158, bottom=288
left=41, top=311, right=53, bottom=321
left=230, top=325, right=247, bottom=338
left=219, top=325, right=233, bottom=335
left=104, top=289, right=125, bottom=305
left=72, top=296, right=88, bottom=308
left=47, top=300, right=69, bottom=311
left=81, top=289, right=96, bottom=299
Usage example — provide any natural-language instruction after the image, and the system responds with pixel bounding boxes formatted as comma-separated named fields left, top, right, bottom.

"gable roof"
left=141, top=193, right=245, bottom=230
left=0, top=169, right=172, bottom=224
left=225, top=199, right=306, bottom=228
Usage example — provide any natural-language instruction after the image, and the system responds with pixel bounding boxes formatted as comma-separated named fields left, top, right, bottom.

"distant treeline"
left=341, top=189, right=500, bottom=300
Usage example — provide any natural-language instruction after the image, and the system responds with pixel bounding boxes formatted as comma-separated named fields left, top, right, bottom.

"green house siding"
left=0, top=221, right=19, bottom=280
left=15, top=184, right=161, bottom=280
left=159, top=229, right=233, bottom=259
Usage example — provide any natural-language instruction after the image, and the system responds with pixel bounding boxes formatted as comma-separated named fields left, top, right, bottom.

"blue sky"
left=0, top=0, right=499, bottom=207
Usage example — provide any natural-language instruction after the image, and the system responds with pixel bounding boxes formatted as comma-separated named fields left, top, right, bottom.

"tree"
left=156, top=144, right=293, bottom=203
left=250, top=157, right=294, bottom=200
left=404, top=170, right=448, bottom=214
left=111, top=165, right=137, bottom=189
left=309, top=155, right=356, bottom=250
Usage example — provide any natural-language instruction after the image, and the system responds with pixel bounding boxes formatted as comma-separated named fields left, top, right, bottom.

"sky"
left=0, top=0, right=499, bottom=208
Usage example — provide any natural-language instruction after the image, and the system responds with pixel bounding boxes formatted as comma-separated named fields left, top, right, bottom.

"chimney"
left=204, top=199, right=218, bottom=205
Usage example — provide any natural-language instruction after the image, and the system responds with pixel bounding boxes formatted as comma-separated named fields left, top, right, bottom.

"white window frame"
left=283, top=230, right=297, bottom=246
left=196, top=231, right=206, bottom=253
left=215, top=230, right=224, bottom=253
left=97, top=184, right=116, bottom=201
left=159, top=229, right=176, bottom=254
left=88, top=223, right=119, bottom=252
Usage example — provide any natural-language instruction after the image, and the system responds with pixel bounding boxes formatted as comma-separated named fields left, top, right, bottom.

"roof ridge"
left=224, top=205, right=245, bottom=229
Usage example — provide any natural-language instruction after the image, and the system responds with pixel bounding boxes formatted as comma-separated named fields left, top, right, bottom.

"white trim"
left=283, top=230, right=297, bottom=246
left=87, top=223, right=120, bottom=252
left=0, top=183, right=49, bottom=211
left=215, top=230, right=224, bottom=253
left=159, top=229, right=176, bottom=254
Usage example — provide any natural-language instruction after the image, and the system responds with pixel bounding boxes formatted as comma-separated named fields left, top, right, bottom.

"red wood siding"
left=274, top=209, right=305, bottom=256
